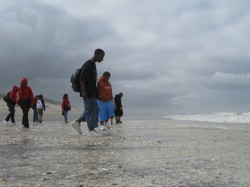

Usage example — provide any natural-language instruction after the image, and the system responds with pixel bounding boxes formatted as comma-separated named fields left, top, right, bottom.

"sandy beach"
left=1, top=99, right=250, bottom=187
left=0, top=106, right=250, bottom=187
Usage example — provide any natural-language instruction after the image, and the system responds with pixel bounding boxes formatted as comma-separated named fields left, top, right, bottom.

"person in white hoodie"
left=36, top=95, right=44, bottom=123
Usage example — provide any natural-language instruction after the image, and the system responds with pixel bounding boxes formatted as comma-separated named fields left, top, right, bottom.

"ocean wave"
left=164, top=112, right=250, bottom=123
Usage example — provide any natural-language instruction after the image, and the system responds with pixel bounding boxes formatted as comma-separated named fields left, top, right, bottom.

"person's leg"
left=110, top=117, right=114, bottom=124
left=115, top=116, right=119, bottom=124
left=9, top=104, right=16, bottom=123
left=71, top=101, right=84, bottom=135
left=21, top=105, right=30, bottom=128
left=84, top=98, right=99, bottom=131
left=40, top=109, right=43, bottom=122
left=64, top=111, right=68, bottom=122
left=5, top=112, right=11, bottom=122
left=97, top=100, right=107, bottom=130
left=5, top=103, right=12, bottom=122
left=105, top=101, right=114, bottom=128
left=37, top=109, right=42, bottom=123
left=35, top=109, right=38, bottom=122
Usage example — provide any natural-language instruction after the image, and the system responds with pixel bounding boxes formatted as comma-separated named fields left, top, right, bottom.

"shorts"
left=97, top=100, right=114, bottom=122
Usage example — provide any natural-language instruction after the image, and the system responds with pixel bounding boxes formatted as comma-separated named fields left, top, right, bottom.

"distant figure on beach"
left=61, top=94, right=71, bottom=123
left=114, top=93, right=123, bottom=124
left=37, top=94, right=46, bottom=123
left=71, top=48, right=105, bottom=135
left=97, top=71, right=115, bottom=130
left=16, top=78, right=36, bottom=128
left=3, top=85, right=19, bottom=125
left=40, top=94, right=46, bottom=112
left=32, top=96, right=39, bottom=123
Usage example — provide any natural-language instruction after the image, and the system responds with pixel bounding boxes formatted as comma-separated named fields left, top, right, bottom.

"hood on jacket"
left=12, top=85, right=19, bottom=92
left=20, top=78, right=28, bottom=88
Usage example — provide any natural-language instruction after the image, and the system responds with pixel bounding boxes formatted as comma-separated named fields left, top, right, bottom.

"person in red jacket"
left=16, top=78, right=36, bottom=128
left=3, top=85, right=19, bottom=125
left=61, top=94, right=71, bottom=123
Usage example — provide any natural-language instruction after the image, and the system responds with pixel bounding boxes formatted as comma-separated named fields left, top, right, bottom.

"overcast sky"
left=1, top=0, right=250, bottom=117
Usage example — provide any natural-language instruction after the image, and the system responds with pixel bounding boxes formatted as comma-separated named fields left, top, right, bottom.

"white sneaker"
left=89, top=129, right=100, bottom=136
left=105, top=122, right=110, bottom=129
left=3, top=120, right=8, bottom=125
left=71, top=121, right=82, bottom=135
left=100, top=125, right=106, bottom=130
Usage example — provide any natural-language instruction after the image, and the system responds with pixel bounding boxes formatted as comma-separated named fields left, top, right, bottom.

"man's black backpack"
left=71, top=67, right=82, bottom=92
left=71, top=61, right=92, bottom=92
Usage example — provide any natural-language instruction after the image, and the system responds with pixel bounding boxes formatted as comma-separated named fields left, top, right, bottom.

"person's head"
left=20, top=78, right=28, bottom=88
left=63, top=94, right=68, bottom=99
left=40, top=94, right=44, bottom=99
left=102, top=71, right=110, bottom=81
left=119, top=93, right=123, bottom=97
left=93, top=48, right=105, bottom=63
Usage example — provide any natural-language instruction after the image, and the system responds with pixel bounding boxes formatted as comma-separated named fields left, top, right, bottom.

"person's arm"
left=80, top=80, right=87, bottom=99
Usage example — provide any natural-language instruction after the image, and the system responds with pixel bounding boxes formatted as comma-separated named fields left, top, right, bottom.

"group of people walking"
left=3, top=48, right=123, bottom=135
left=71, top=48, right=124, bottom=135
left=3, top=78, right=45, bottom=128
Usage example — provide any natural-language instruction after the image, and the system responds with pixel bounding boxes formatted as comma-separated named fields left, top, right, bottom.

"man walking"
left=72, top=48, right=105, bottom=135
left=97, top=71, right=114, bottom=130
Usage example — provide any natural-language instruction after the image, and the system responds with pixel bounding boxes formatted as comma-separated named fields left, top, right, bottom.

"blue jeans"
left=32, top=107, right=38, bottom=122
left=78, top=98, right=99, bottom=130
left=63, top=111, right=68, bottom=122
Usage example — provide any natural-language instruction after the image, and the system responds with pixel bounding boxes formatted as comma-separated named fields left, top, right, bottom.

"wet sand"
left=0, top=118, right=250, bottom=187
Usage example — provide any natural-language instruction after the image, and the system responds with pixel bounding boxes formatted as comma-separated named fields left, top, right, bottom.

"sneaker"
left=105, top=122, right=110, bottom=129
left=100, top=125, right=106, bottom=130
left=71, top=121, right=82, bottom=135
left=3, top=120, right=8, bottom=125
left=89, top=129, right=100, bottom=136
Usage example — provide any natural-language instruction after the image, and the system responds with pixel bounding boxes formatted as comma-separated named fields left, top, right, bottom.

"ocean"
left=164, top=111, right=250, bottom=123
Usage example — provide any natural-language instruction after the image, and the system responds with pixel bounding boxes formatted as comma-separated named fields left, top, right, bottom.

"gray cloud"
left=1, top=0, right=250, bottom=117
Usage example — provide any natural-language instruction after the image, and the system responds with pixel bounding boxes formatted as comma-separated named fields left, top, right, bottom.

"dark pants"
left=5, top=102, right=16, bottom=123
left=19, top=99, right=31, bottom=128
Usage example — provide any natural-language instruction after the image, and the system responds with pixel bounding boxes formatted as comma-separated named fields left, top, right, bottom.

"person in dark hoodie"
left=3, top=85, right=19, bottom=125
left=16, top=78, right=36, bottom=128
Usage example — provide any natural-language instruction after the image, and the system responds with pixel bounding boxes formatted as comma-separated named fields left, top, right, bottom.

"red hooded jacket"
left=8, top=85, right=19, bottom=103
left=17, top=78, right=36, bottom=105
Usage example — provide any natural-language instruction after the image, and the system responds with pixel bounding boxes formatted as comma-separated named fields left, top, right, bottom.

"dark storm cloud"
left=1, top=0, right=250, bottom=117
